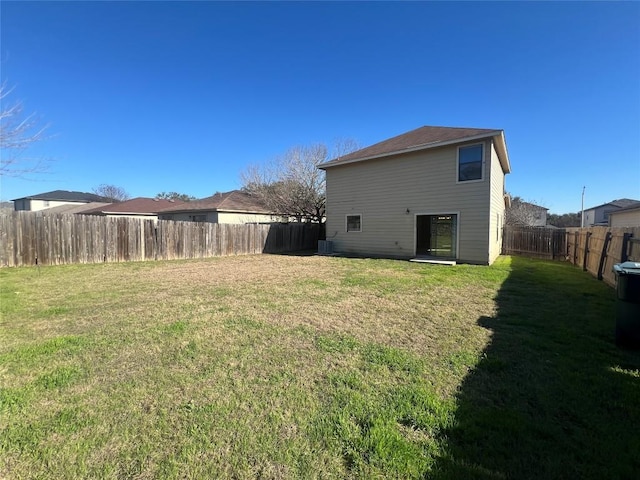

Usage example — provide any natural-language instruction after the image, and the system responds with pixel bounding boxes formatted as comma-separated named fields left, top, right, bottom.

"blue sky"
left=1, top=1, right=638, bottom=214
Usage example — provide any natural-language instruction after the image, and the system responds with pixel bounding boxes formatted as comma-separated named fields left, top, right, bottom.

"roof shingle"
left=320, top=125, right=504, bottom=168
left=158, top=190, right=271, bottom=214
left=82, top=197, right=185, bottom=215
left=11, top=190, right=111, bottom=203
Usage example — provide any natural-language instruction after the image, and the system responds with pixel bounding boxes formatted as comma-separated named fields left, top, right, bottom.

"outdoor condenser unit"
left=318, top=240, right=334, bottom=255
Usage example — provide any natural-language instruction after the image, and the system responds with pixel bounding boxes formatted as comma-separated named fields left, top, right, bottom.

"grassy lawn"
left=1, top=254, right=638, bottom=479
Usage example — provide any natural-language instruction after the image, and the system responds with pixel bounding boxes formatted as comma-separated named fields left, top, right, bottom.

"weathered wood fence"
left=502, top=226, right=567, bottom=260
left=565, top=226, right=640, bottom=287
left=503, top=225, right=640, bottom=287
left=0, top=212, right=320, bottom=267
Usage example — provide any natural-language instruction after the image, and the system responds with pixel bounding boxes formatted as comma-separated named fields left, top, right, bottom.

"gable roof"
left=585, top=198, right=640, bottom=211
left=609, top=202, right=640, bottom=214
left=319, top=125, right=510, bottom=173
left=82, top=197, right=185, bottom=215
left=158, top=190, right=272, bottom=214
left=518, top=201, right=549, bottom=212
left=45, top=202, right=112, bottom=214
left=11, top=190, right=111, bottom=203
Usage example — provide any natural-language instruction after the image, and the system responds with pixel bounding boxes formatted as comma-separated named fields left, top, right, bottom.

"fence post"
left=621, top=233, right=632, bottom=263
left=597, top=231, right=612, bottom=280
left=583, top=231, right=591, bottom=271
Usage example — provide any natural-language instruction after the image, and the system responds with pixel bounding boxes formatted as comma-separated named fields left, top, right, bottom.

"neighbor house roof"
left=518, top=201, right=548, bottom=211
left=82, top=197, right=185, bottom=215
left=585, top=198, right=640, bottom=211
left=11, top=190, right=111, bottom=203
left=319, top=125, right=511, bottom=173
left=45, top=202, right=112, bottom=214
left=158, top=190, right=272, bottom=214
left=607, top=201, right=640, bottom=214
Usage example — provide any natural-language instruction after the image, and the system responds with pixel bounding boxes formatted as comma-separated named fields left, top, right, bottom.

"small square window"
left=458, top=144, right=483, bottom=182
left=346, top=215, right=361, bottom=232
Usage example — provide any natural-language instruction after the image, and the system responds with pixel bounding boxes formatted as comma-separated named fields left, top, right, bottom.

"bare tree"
left=0, top=83, right=51, bottom=177
left=241, top=140, right=359, bottom=222
left=93, top=184, right=130, bottom=202
left=506, top=196, right=548, bottom=226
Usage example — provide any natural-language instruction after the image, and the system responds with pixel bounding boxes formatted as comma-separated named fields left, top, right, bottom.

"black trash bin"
left=613, top=261, right=640, bottom=348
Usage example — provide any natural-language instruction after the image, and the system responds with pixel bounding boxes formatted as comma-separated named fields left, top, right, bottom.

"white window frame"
left=456, top=142, right=485, bottom=184
left=346, top=214, right=362, bottom=233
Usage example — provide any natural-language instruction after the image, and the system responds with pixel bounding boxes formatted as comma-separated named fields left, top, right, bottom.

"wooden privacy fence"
left=0, top=212, right=320, bottom=267
left=502, top=226, right=567, bottom=260
left=503, top=225, right=640, bottom=288
left=566, top=226, right=640, bottom=287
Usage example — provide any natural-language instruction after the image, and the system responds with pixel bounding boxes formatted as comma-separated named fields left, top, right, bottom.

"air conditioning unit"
left=318, top=240, right=334, bottom=255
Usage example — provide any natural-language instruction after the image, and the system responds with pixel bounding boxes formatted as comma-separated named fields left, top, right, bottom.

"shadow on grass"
left=433, top=256, right=640, bottom=480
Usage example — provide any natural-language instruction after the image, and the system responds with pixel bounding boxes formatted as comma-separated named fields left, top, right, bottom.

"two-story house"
left=318, top=126, right=511, bottom=265
left=11, top=190, right=111, bottom=211
left=582, top=198, right=640, bottom=227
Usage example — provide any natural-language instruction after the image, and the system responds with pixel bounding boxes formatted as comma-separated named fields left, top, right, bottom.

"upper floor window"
left=458, top=144, right=483, bottom=182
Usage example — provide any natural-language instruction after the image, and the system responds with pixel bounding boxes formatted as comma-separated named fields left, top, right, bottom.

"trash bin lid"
left=613, top=262, right=640, bottom=275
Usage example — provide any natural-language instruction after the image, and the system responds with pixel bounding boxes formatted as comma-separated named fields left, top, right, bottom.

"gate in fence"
left=502, top=226, right=567, bottom=260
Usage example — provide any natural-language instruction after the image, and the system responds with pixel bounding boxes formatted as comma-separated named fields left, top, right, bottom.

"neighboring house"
left=158, top=190, right=280, bottom=224
left=506, top=199, right=548, bottom=227
left=528, top=202, right=548, bottom=227
left=81, top=197, right=185, bottom=220
left=608, top=203, right=640, bottom=227
left=11, top=190, right=111, bottom=212
left=318, top=125, right=511, bottom=265
left=44, top=202, right=112, bottom=214
left=583, top=198, right=640, bottom=227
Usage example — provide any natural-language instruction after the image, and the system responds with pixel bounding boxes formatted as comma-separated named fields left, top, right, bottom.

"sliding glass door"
left=416, top=214, right=457, bottom=258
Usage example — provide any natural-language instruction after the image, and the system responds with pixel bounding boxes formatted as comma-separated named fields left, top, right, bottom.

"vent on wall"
left=318, top=240, right=334, bottom=255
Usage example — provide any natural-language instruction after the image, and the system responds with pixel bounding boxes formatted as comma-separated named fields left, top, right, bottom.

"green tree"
left=155, top=192, right=195, bottom=201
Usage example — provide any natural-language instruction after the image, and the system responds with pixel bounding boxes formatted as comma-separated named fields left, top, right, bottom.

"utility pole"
left=581, top=186, right=585, bottom=228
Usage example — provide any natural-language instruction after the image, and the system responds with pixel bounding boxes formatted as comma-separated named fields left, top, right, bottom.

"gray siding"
left=488, top=140, right=507, bottom=264
left=325, top=141, right=497, bottom=264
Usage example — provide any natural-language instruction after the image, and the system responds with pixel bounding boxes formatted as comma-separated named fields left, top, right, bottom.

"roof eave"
left=319, top=130, right=508, bottom=170
left=493, top=130, right=511, bottom=174
left=159, top=208, right=273, bottom=215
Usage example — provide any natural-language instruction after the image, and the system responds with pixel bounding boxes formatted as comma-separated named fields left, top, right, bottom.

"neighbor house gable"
left=157, top=190, right=272, bottom=215
left=82, top=197, right=184, bottom=216
left=11, top=190, right=111, bottom=203
left=157, top=190, right=279, bottom=224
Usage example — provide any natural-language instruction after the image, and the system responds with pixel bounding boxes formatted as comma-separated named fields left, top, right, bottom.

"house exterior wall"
left=217, top=212, right=280, bottom=224
left=159, top=212, right=219, bottom=223
left=531, top=210, right=548, bottom=227
left=102, top=213, right=159, bottom=221
left=488, top=141, right=507, bottom=264
left=584, top=205, right=619, bottom=226
left=324, top=140, right=499, bottom=264
left=609, top=209, right=640, bottom=227
left=14, top=199, right=85, bottom=212
left=159, top=211, right=278, bottom=224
